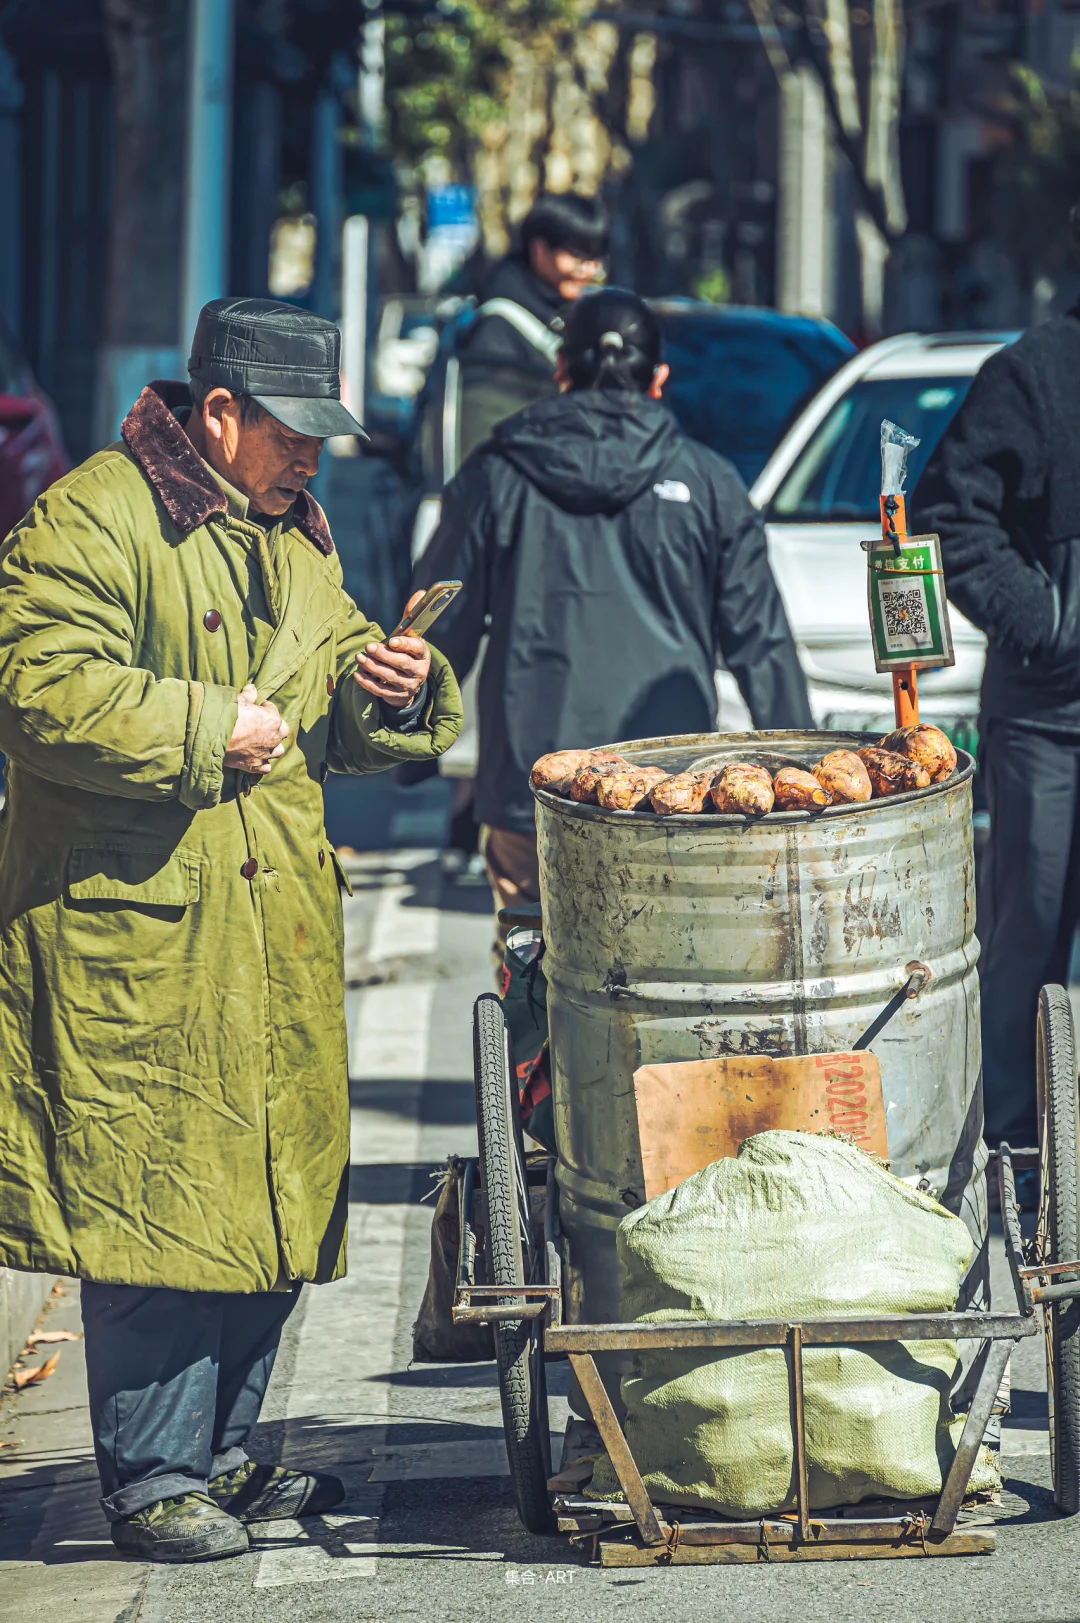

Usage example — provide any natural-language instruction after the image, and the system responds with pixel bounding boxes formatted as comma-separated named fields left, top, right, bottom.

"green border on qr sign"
left=864, top=532, right=955, bottom=675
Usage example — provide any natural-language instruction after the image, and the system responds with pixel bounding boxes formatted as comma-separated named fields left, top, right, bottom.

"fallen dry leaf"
left=0, top=1440, right=20, bottom=1450
left=50, top=1283, right=67, bottom=1297
left=11, top=1352, right=61, bottom=1389
left=25, top=1330, right=80, bottom=1346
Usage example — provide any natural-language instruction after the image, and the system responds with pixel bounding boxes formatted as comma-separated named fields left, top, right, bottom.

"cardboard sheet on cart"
left=633, top=1051, right=888, bottom=1200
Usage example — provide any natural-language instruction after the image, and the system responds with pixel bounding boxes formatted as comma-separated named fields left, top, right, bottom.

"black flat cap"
left=187, top=296, right=367, bottom=439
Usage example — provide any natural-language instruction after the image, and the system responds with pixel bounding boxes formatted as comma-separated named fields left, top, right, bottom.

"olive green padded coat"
left=0, top=382, right=463, bottom=1292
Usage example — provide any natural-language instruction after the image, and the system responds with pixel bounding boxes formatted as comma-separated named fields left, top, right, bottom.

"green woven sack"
left=588, top=1131, right=999, bottom=1516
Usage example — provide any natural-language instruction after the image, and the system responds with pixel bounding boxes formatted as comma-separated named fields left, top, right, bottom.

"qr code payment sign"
left=880, top=580, right=933, bottom=653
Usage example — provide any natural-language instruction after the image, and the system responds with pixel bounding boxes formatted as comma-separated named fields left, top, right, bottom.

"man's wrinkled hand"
left=353, top=593, right=432, bottom=710
left=224, top=684, right=290, bottom=774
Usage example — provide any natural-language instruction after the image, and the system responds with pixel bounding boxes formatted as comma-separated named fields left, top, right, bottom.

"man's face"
left=528, top=238, right=604, bottom=301
left=192, top=391, right=324, bottom=516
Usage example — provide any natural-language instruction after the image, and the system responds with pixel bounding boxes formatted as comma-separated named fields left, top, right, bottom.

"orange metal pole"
left=880, top=492, right=919, bottom=729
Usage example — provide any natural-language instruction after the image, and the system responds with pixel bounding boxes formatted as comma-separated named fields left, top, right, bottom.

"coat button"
left=241, top=857, right=258, bottom=880
left=319, top=849, right=326, bottom=869
left=326, top=673, right=335, bottom=696
left=319, top=762, right=328, bottom=784
left=204, top=609, right=222, bottom=632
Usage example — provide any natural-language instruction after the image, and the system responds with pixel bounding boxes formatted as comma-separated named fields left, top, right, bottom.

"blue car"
left=653, top=301, right=855, bottom=486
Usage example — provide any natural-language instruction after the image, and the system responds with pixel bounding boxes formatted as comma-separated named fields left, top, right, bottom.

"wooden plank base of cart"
left=554, top=1498, right=995, bottom=1564
left=536, top=1321, right=1020, bottom=1566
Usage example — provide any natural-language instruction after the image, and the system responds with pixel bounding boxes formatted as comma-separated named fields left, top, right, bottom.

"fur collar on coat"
left=120, top=379, right=334, bottom=556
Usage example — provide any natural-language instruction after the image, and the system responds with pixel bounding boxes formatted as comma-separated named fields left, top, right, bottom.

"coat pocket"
left=66, top=844, right=202, bottom=907
left=329, top=846, right=353, bottom=897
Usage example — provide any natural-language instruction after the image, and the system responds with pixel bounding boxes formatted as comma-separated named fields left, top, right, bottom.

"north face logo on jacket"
left=653, top=479, right=691, bottom=503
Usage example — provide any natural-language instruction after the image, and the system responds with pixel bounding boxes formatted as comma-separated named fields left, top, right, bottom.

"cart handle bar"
left=1031, top=1280, right=1080, bottom=1305
left=544, top=1311, right=1035, bottom=1355
left=454, top=1304, right=548, bottom=1324
left=452, top=1283, right=561, bottom=1326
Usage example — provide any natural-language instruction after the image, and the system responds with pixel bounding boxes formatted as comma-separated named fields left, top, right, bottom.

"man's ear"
left=202, top=387, right=238, bottom=445
left=555, top=352, right=571, bottom=392
left=648, top=362, right=671, bottom=401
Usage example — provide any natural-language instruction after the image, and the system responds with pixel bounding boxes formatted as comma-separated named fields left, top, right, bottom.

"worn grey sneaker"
left=208, top=1460, right=345, bottom=1522
left=111, top=1491, right=249, bottom=1562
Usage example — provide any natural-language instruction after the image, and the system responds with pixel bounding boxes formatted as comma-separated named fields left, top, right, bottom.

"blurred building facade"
left=0, top=0, right=378, bottom=462
left=606, top=0, right=1080, bottom=336
left=1, top=0, right=1079, bottom=464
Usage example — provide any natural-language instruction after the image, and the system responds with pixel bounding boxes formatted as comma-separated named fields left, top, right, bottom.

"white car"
left=715, top=331, right=1018, bottom=747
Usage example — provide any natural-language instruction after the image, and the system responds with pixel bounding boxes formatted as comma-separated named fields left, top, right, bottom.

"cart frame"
left=456, top=991, right=1080, bottom=1565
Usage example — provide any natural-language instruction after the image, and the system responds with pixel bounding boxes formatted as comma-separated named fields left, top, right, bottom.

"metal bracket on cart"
left=451, top=1152, right=563, bottom=1328
left=852, top=960, right=933, bottom=1051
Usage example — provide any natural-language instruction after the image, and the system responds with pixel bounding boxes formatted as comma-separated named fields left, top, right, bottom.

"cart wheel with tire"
left=1034, top=984, right=1080, bottom=1514
left=472, top=993, right=554, bottom=1533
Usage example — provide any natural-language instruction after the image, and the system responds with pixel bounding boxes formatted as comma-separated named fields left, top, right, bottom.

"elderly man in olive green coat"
left=0, top=299, right=462, bottom=1562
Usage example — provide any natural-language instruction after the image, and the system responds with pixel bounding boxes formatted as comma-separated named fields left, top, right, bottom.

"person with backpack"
left=455, top=191, right=608, bottom=463
left=413, top=288, right=812, bottom=937
left=406, top=192, right=608, bottom=857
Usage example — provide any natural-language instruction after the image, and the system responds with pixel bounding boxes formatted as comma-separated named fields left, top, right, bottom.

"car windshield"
left=767, top=375, right=974, bottom=523
left=660, top=317, right=851, bottom=486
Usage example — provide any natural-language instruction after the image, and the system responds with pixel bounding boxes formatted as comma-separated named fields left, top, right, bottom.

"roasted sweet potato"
left=531, top=748, right=624, bottom=796
left=813, top=750, right=872, bottom=805
left=879, top=723, right=957, bottom=784
left=530, top=749, right=593, bottom=795
left=710, top=763, right=775, bottom=816
left=568, top=756, right=631, bottom=803
left=596, top=765, right=671, bottom=811
left=773, top=766, right=831, bottom=811
left=649, top=770, right=715, bottom=815
left=858, top=747, right=932, bottom=797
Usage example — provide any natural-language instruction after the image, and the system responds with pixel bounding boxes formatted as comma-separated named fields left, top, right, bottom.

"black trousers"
left=81, top=1281, right=300, bottom=1520
left=980, top=716, right=1080, bottom=1145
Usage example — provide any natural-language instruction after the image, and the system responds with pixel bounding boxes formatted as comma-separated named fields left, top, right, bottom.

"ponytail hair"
left=561, top=288, right=663, bottom=395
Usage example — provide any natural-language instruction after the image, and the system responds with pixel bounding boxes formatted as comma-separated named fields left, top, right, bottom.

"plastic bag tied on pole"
left=880, top=418, right=920, bottom=497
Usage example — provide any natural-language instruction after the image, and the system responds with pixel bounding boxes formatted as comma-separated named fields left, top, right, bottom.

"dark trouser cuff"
left=101, top=1471, right=207, bottom=1522
left=208, top=1445, right=249, bottom=1481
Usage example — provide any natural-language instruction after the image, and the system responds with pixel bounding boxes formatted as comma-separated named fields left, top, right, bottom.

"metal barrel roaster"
left=535, top=730, right=987, bottom=1410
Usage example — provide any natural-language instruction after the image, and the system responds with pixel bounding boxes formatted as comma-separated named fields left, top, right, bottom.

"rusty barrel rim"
left=532, top=730, right=974, bottom=828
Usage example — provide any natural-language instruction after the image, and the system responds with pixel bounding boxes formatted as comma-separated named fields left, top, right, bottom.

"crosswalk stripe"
left=253, top=1538, right=378, bottom=1588
left=349, top=981, right=435, bottom=1082
left=366, top=1437, right=562, bottom=1481
left=999, top=1427, right=1049, bottom=1454
left=366, top=873, right=441, bottom=963
left=253, top=872, right=435, bottom=1591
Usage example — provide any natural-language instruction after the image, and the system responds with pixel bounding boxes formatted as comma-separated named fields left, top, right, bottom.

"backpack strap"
left=476, top=298, right=562, bottom=367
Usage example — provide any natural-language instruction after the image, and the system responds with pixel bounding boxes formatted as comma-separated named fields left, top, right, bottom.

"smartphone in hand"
left=391, top=581, right=462, bottom=639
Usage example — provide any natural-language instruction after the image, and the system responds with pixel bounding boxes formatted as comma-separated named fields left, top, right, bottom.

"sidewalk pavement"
left=0, top=850, right=1077, bottom=1623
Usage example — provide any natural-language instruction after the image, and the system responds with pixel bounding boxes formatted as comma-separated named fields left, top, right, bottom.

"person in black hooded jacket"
left=414, top=288, right=812, bottom=936
left=913, top=277, right=1080, bottom=1148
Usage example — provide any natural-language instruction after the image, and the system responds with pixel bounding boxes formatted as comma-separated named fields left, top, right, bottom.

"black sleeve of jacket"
left=410, top=459, right=493, bottom=681
left=708, top=459, right=814, bottom=729
left=911, top=347, right=1056, bottom=659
